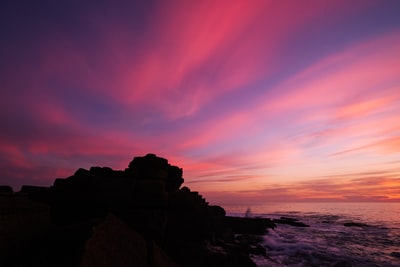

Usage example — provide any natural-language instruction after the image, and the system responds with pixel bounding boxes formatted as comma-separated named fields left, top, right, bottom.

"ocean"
left=224, top=202, right=400, bottom=267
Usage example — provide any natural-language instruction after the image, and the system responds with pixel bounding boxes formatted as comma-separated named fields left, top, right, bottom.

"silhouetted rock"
left=19, top=185, right=49, bottom=194
left=1, top=154, right=273, bottom=267
left=0, top=185, right=13, bottom=195
left=81, top=214, right=179, bottom=267
left=128, top=153, right=184, bottom=192
left=164, top=186, right=224, bottom=263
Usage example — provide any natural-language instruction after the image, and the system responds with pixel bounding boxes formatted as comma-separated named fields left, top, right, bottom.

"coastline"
left=2, top=155, right=399, bottom=266
left=0, top=154, right=274, bottom=267
left=224, top=202, right=400, bottom=267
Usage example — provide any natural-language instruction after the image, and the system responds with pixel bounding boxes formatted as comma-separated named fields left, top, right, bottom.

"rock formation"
left=0, top=185, right=13, bottom=195
left=0, top=153, right=274, bottom=267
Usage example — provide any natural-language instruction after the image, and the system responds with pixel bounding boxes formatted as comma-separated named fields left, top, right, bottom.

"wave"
left=251, top=212, right=400, bottom=267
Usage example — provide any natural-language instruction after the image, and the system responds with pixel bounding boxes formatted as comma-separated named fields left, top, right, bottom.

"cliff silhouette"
left=0, top=154, right=275, bottom=267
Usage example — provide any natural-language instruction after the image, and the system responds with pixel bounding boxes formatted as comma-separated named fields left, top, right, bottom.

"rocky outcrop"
left=42, top=154, right=183, bottom=243
left=1, top=154, right=273, bottom=267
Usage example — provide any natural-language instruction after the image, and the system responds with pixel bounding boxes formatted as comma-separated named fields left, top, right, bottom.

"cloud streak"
left=204, top=170, right=400, bottom=205
left=0, top=1, right=399, bottom=202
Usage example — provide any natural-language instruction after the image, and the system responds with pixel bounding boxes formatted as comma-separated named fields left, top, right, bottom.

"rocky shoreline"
left=0, top=154, right=275, bottom=267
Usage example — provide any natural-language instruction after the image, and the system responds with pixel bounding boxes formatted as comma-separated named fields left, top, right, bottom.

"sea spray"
left=226, top=203, right=400, bottom=267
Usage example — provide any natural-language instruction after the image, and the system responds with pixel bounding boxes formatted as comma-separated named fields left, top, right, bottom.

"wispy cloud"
left=203, top=170, right=400, bottom=204
left=1, top=1, right=399, bottom=202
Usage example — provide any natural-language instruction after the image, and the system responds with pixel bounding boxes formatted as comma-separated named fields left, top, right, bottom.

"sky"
left=1, top=0, right=400, bottom=204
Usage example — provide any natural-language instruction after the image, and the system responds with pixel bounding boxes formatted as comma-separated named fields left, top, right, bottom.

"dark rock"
left=18, top=185, right=49, bottom=195
left=333, top=260, right=353, bottom=267
left=128, top=153, right=184, bottom=192
left=128, top=153, right=169, bottom=181
left=4, top=219, right=98, bottom=267
left=233, top=234, right=266, bottom=255
left=167, top=165, right=184, bottom=192
left=224, top=216, right=276, bottom=234
left=222, top=241, right=266, bottom=257
left=201, top=243, right=258, bottom=267
left=280, top=216, right=298, bottom=222
left=89, top=166, right=114, bottom=177
left=343, top=222, right=368, bottom=227
left=209, top=205, right=226, bottom=217
left=165, top=186, right=224, bottom=258
left=0, top=185, right=13, bottom=195
left=273, top=217, right=310, bottom=227
left=81, top=214, right=178, bottom=267
left=0, top=195, right=52, bottom=266
left=1, top=154, right=271, bottom=267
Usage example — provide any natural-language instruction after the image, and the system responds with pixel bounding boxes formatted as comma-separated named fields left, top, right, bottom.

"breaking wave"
left=227, top=203, right=400, bottom=267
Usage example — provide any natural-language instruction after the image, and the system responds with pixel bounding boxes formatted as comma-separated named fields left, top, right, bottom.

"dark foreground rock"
left=0, top=185, right=13, bottom=195
left=0, top=154, right=273, bottom=267
left=81, top=214, right=178, bottom=267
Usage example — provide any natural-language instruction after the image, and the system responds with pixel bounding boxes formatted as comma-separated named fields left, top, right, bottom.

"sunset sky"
left=1, top=0, right=400, bottom=204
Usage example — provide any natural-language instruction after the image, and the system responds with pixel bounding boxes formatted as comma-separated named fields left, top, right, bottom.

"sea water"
left=225, top=202, right=400, bottom=267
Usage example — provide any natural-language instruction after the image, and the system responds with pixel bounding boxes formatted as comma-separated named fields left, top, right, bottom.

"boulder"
left=0, top=185, right=13, bottom=195
left=81, top=214, right=178, bottom=267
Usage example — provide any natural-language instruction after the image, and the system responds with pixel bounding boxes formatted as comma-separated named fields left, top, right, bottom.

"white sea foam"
left=226, top=202, right=400, bottom=267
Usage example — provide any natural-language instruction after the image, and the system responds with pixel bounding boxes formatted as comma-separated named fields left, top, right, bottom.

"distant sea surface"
left=224, top=202, right=400, bottom=267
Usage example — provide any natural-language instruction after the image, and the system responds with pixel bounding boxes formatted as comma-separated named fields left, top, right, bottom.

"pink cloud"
left=68, top=0, right=367, bottom=120
left=184, top=33, right=400, bottom=147
left=1, top=0, right=399, bottom=203
left=332, top=136, right=400, bottom=157
left=173, top=32, right=400, bottom=200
